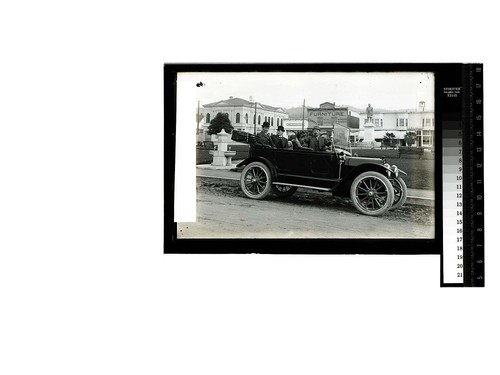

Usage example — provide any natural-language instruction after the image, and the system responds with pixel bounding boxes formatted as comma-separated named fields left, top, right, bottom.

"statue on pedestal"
left=366, top=104, right=373, bottom=123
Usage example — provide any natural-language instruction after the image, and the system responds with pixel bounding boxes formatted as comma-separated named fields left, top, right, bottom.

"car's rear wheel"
left=389, top=177, right=408, bottom=210
left=350, top=171, right=395, bottom=216
left=240, top=162, right=272, bottom=199
left=272, top=184, right=298, bottom=197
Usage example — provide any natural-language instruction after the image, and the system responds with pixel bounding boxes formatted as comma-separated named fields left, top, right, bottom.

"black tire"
left=389, top=177, right=408, bottom=211
left=240, top=162, right=272, bottom=199
left=272, top=184, right=298, bottom=197
left=350, top=171, right=395, bottom=216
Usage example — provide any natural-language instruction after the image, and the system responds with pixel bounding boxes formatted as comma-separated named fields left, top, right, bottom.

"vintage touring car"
left=231, top=130, right=408, bottom=216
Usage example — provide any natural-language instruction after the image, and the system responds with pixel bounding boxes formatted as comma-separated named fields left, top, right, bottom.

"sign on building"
left=307, top=108, right=349, bottom=128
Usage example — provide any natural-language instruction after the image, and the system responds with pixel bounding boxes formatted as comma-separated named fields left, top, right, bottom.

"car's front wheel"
left=240, top=162, right=272, bottom=199
left=389, top=177, right=408, bottom=210
left=272, top=184, right=298, bottom=197
left=350, top=171, right=395, bottom=216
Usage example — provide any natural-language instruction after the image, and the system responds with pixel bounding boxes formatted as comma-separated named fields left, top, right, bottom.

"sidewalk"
left=196, top=162, right=435, bottom=207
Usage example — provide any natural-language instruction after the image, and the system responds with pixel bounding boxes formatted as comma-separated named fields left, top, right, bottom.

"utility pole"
left=254, top=102, right=257, bottom=134
left=302, top=99, right=305, bottom=131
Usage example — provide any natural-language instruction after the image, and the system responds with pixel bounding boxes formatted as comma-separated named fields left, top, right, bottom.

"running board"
left=272, top=182, right=332, bottom=192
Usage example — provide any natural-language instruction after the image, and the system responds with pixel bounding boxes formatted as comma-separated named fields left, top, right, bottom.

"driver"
left=306, top=126, right=331, bottom=151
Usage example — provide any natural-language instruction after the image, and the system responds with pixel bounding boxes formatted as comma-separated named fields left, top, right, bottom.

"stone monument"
left=363, top=104, right=375, bottom=143
left=208, top=129, right=236, bottom=168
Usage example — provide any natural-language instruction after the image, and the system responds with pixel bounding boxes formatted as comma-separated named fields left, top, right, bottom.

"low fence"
left=197, top=143, right=250, bottom=165
left=349, top=147, right=434, bottom=160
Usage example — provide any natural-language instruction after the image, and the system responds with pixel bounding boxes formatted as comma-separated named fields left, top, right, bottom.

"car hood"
left=343, top=156, right=384, bottom=167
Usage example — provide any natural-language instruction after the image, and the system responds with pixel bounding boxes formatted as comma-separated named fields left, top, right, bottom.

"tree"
left=208, top=112, right=233, bottom=135
left=382, top=132, right=396, bottom=148
left=404, top=131, right=417, bottom=147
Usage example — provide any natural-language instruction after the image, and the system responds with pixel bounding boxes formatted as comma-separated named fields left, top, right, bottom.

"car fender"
left=334, top=163, right=393, bottom=196
left=236, top=156, right=278, bottom=179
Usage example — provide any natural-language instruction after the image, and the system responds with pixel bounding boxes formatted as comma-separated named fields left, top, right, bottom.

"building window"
left=245, top=113, right=248, bottom=124
left=398, top=118, right=405, bottom=127
left=375, top=119, right=379, bottom=126
left=405, top=119, right=408, bottom=127
left=206, top=113, right=211, bottom=123
left=422, top=118, right=425, bottom=127
left=258, top=115, right=261, bottom=125
left=380, top=119, right=383, bottom=126
left=236, top=113, right=240, bottom=123
left=425, top=118, right=431, bottom=127
left=271, top=117, right=274, bottom=126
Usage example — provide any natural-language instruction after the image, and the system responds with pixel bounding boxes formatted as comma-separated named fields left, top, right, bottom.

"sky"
left=180, top=72, right=435, bottom=111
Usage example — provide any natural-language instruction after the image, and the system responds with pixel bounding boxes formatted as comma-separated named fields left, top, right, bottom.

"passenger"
left=290, top=131, right=313, bottom=150
left=271, top=125, right=288, bottom=149
left=256, top=121, right=274, bottom=148
left=298, top=131, right=310, bottom=148
left=306, top=126, right=331, bottom=151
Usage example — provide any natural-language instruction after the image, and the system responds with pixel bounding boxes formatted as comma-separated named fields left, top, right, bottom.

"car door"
left=273, top=149, right=339, bottom=188
left=306, top=151, right=340, bottom=188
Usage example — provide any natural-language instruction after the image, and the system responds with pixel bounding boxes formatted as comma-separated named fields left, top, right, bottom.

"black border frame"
left=165, top=63, right=467, bottom=257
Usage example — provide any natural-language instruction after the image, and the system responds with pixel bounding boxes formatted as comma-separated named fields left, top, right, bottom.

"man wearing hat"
left=256, top=121, right=274, bottom=148
left=306, top=126, right=330, bottom=151
left=271, top=125, right=288, bottom=149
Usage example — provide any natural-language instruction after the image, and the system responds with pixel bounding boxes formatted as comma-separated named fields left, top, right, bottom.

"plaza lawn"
left=351, top=148, right=435, bottom=191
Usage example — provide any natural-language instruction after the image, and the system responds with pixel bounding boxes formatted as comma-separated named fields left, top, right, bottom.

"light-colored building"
left=201, top=96, right=289, bottom=140
left=283, top=119, right=310, bottom=137
left=357, top=102, right=435, bottom=148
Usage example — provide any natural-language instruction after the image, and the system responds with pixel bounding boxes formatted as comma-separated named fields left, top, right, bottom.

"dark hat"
left=277, top=125, right=285, bottom=132
left=312, top=125, right=321, bottom=131
left=262, top=121, right=270, bottom=128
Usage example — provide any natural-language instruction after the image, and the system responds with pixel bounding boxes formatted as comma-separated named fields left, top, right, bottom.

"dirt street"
left=177, top=177, right=435, bottom=239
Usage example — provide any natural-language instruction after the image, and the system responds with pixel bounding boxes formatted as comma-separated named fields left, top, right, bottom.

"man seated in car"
left=306, top=126, right=331, bottom=151
left=271, top=125, right=289, bottom=149
left=256, top=121, right=274, bottom=148
left=289, top=131, right=313, bottom=151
